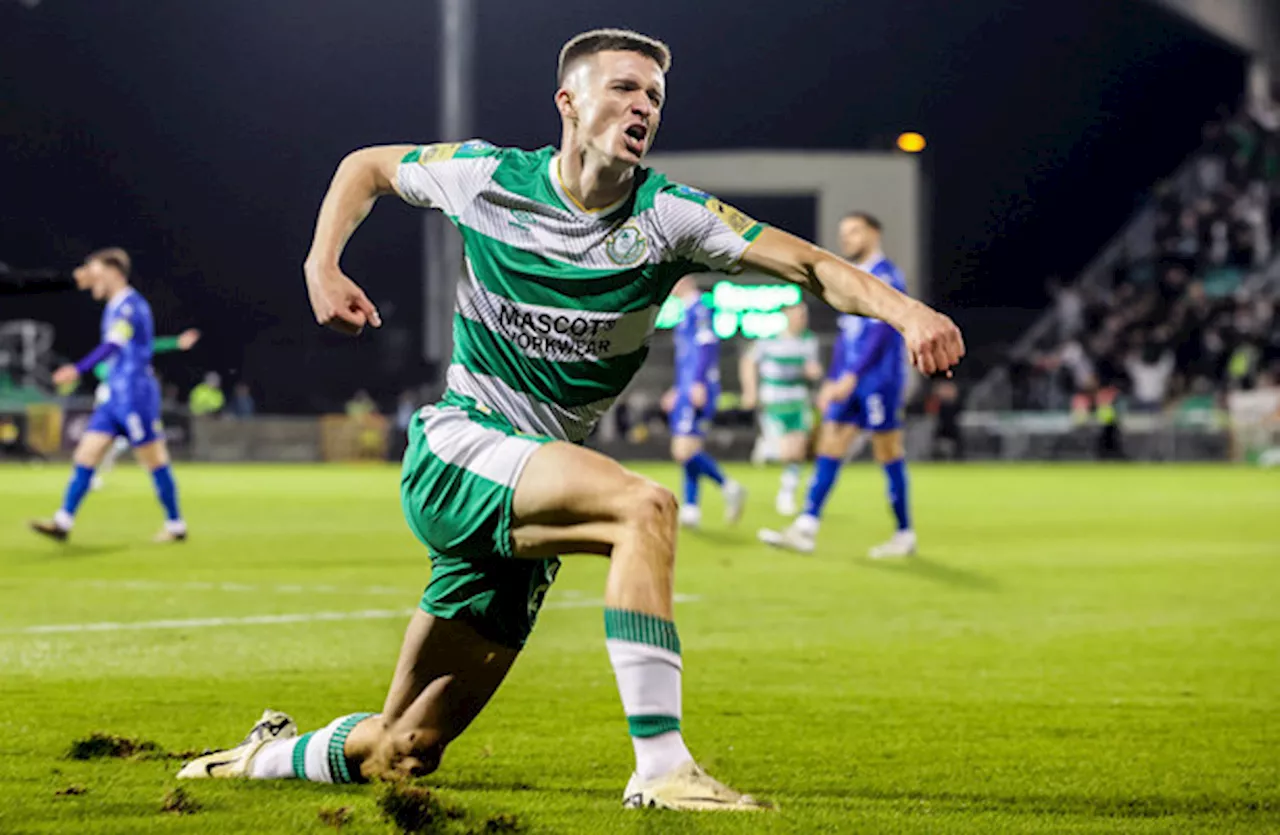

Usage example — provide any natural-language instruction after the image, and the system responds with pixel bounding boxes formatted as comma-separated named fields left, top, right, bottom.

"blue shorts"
left=669, top=393, right=716, bottom=438
left=86, top=382, right=163, bottom=447
left=824, top=384, right=903, bottom=432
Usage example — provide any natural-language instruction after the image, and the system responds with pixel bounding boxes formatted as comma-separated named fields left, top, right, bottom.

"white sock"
left=632, top=731, right=693, bottom=782
left=100, top=442, right=122, bottom=475
left=53, top=509, right=74, bottom=530
left=165, top=519, right=187, bottom=535
left=794, top=513, right=820, bottom=536
left=249, top=738, right=297, bottom=779
left=604, top=609, right=693, bottom=781
left=249, top=713, right=372, bottom=782
left=780, top=464, right=800, bottom=494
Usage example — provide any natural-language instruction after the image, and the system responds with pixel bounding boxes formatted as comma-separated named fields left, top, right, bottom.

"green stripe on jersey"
left=458, top=225, right=693, bottom=312
left=490, top=146, right=570, bottom=214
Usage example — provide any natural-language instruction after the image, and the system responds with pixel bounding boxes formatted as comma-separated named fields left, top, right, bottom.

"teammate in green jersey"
left=740, top=303, right=823, bottom=515
left=179, top=28, right=965, bottom=811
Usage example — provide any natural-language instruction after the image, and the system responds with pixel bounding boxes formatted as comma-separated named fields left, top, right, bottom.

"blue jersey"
left=88, top=287, right=163, bottom=446
left=829, top=256, right=907, bottom=393
left=100, top=288, right=156, bottom=396
left=673, top=297, right=720, bottom=394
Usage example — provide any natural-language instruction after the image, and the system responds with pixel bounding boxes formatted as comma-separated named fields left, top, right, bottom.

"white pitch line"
left=8, top=594, right=701, bottom=636
left=81, top=580, right=409, bottom=596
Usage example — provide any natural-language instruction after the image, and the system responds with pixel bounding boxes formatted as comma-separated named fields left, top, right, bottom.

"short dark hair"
left=87, top=247, right=131, bottom=278
left=842, top=211, right=882, bottom=232
left=558, top=28, right=671, bottom=85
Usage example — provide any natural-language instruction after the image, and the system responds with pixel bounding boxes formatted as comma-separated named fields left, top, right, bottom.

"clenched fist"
left=899, top=304, right=965, bottom=376
left=304, top=262, right=382, bottom=336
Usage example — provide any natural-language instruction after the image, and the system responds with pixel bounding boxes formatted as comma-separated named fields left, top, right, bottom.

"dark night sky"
left=0, top=0, right=1244, bottom=411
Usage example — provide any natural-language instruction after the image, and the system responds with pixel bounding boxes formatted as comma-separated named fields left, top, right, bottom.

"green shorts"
left=400, top=391, right=559, bottom=650
left=760, top=406, right=813, bottom=439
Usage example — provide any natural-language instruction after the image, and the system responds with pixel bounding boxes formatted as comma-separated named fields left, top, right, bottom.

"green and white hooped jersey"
left=397, top=141, right=765, bottom=443
left=746, top=331, right=819, bottom=414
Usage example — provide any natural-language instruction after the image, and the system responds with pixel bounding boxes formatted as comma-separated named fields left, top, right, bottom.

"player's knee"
left=366, top=726, right=447, bottom=781
left=619, top=478, right=678, bottom=534
left=872, top=432, right=904, bottom=462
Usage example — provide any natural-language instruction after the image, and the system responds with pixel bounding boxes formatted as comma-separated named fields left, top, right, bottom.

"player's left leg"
left=769, top=408, right=813, bottom=516
left=29, top=428, right=116, bottom=541
left=668, top=398, right=744, bottom=528
left=179, top=611, right=520, bottom=782
left=121, top=381, right=186, bottom=541
left=132, top=437, right=186, bottom=542
left=773, top=430, right=809, bottom=516
left=91, top=435, right=130, bottom=490
left=758, top=418, right=857, bottom=553
left=867, top=429, right=916, bottom=558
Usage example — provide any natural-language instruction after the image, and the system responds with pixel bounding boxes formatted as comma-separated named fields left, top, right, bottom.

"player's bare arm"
left=827, top=372, right=858, bottom=404
left=739, top=349, right=759, bottom=411
left=302, top=144, right=415, bottom=335
left=742, top=227, right=965, bottom=375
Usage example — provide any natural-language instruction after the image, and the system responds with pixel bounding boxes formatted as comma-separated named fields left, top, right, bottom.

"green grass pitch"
left=1, top=461, right=1277, bottom=833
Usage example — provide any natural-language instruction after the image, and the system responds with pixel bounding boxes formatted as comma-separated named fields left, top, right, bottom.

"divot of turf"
left=67, top=733, right=162, bottom=760
left=54, top=785, right=87, bottom=797
left=318, top=805, right=354, bottom=830
left=378, top=781, right=465, bottom=834
left=473, top=812, right=524, bottom=833
left=160, top=786, right=201, bottom=815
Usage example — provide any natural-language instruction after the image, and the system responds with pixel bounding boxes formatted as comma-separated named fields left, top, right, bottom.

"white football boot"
left=757, top=514, right=818, bottom=554
left=176, top=709, right=297, bottom=779
left=868, top=530, right=917, bottom=559
left=722, top=480, right=747, bottom=525
left=678, top=504, right=702, bottom=529
left=623, top=761, right=771, bottom=811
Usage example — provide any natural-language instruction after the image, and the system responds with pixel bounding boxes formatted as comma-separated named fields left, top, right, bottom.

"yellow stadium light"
left=896, top=132, right=926, bottom=153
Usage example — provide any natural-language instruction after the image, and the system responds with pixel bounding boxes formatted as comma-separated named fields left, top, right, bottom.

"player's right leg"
left=774, top=430, right=809, bottom=516
left=758, top=414, right=859, bottom=554
left=507, top=441, right=767, bottom=810
left=91, top=436, right=129, bottom=490
left=866, top=429, right=916, bottom=559
left=669, top=397, right=744, bottom=528
left=133, top=437, right=187, bottom=542
left=28, top=426, right=115, bottom=541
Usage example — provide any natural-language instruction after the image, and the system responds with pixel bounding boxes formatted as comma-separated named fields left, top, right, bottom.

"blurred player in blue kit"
left=29, top=248, right=187, bottom=543
left=759, top=213, right=916, bottom=557
left=665, top=276, right=745, bottom=528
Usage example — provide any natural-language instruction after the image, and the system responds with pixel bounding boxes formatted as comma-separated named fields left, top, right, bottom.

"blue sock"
left=59, top=465, right=95, bottom=518
left=689, top=451, right=725, bottom=487
left=803, top=456, right=842, bottom=519
left=682, top=458, right=701, bottom=505
left=883, top=458, right=911, bottom=531
left=150, top=465, right=182, bottom=522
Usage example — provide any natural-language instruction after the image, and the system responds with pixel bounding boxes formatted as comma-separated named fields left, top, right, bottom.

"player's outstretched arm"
left=741, top=227, right=965, bottom=376
left=303, top=145, right=415, bottom=335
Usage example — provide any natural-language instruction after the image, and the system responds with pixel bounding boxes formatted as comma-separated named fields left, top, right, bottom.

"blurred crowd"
left=1009, top=101, right=1280, bottom=413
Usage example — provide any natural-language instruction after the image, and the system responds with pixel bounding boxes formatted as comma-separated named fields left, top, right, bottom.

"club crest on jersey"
left=604, top=223, right=648, bottom=266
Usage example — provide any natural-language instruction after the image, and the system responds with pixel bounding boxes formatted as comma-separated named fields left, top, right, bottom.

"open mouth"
left=623, top=123, right=648, bottom=155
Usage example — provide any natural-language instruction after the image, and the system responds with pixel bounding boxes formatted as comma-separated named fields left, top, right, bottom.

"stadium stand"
left=980, top=96, right=1280, bottom=417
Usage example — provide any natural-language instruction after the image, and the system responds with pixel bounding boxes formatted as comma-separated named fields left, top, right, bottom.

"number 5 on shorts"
left=866, top=394, right=885, bottom=428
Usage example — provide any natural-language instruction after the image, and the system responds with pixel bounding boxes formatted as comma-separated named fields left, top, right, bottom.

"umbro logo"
left=508, top=208, right=538, bottom=231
